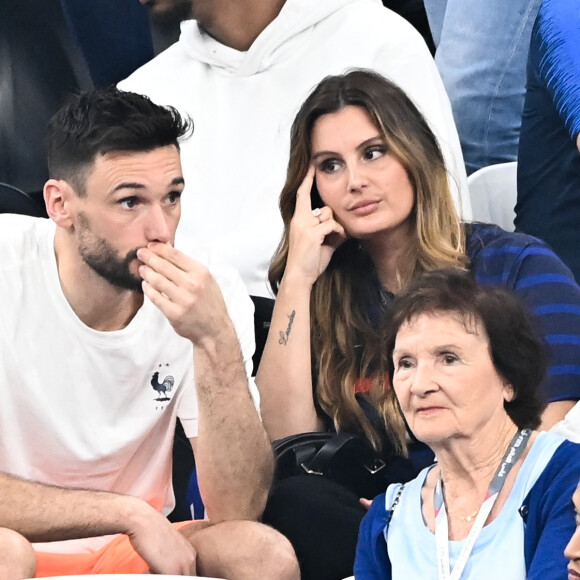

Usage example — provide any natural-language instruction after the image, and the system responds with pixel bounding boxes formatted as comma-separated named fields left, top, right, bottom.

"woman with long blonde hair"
left=258, top=69, right=580, bottom=580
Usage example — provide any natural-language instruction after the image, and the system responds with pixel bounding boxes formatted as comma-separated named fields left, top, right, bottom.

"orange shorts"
left=34, top=521, right=194, bottom=577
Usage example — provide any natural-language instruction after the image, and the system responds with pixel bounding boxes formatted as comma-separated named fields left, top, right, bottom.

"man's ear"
left=44, top=179, right=76, bottom=227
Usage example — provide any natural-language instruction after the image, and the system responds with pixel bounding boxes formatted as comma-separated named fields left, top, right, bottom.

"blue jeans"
left=424, top=0, right=541, bottom=174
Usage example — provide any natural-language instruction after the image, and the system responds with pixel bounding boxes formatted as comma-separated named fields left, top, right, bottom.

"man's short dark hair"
left=384, top=269, right=547, bottom=429
left=46, top=87, right=192, bottom=195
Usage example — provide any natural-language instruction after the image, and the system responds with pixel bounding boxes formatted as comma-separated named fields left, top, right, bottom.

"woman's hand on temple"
left=285, top=166, right=347, bottom=287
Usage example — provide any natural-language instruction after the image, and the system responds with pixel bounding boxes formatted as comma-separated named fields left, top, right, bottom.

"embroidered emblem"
left=151, top=371, right=175, bottom=402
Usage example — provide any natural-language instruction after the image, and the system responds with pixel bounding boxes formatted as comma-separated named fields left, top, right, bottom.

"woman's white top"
left=384, top=432, right=563, bottom=579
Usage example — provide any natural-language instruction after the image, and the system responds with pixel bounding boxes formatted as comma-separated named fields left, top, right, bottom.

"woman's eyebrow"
left=356, top=135, right=384, bottom=150
left=391, top=347, right=409, bottom=358
left=311, top=150, right=336, bottom=161
left=311, top=136, right=383, bottom=161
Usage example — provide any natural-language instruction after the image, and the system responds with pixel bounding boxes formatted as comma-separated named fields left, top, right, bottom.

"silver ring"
left=312, top=208, right=322, bottom=222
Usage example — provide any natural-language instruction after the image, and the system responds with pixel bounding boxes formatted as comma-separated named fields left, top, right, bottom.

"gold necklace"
left=439, top=474, right=481, bottom=523
left=458, top=508, right=479, bottom=523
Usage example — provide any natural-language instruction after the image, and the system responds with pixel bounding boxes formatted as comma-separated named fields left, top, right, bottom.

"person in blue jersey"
left=256, top=69, right=580, bottom=580
left=516, top=0, right=580, bottom=282
left=354, top=269, right=580, bottom=579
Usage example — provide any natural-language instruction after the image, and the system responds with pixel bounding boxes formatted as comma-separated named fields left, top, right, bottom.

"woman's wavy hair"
left=384, top=269, right=547, bottom=432
left=269, top=69, right=467, bottom=452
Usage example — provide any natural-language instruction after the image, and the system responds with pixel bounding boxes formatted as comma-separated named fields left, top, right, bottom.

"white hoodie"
left=120, top=0, right=470, bottom=297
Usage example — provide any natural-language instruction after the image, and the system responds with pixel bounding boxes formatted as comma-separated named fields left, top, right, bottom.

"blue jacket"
left=354, top=440, right=580, bottom=579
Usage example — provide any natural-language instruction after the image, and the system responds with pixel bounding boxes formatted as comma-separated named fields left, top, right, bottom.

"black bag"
left=273, top=431, right=388, bottom=499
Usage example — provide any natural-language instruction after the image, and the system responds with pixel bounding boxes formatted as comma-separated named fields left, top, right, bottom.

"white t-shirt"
left=384, top=431, right=563, bottom=579
left=0, top=215, right=256, bottom=553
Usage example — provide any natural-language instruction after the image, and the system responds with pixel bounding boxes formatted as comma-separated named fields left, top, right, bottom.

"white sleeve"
left=551, top=401, right=580, bottom=443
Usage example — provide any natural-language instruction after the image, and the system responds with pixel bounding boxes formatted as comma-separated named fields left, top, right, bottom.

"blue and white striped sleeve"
left=505, top=242, right=580, bottom=403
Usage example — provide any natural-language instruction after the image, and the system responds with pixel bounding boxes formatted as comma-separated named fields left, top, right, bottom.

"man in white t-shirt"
left=0, top=87, right=298, bottom=579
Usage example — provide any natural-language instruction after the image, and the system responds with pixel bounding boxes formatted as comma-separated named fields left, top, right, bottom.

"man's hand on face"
left=137, top=243, right=233, bottom=346
left=123, top=497, right=197, bottom=574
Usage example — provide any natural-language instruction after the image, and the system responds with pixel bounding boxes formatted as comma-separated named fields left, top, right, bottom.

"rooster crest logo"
left=151, top=371, right=175, bottom=402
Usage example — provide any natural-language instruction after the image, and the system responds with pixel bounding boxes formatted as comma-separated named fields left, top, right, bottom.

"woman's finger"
left=316, top=217, right=347, bottom=245
left=295, top=166, right=316, bottom=215
left=316, top=206, right=334, bottom=223
left=359, top=498, right=373, bottom=511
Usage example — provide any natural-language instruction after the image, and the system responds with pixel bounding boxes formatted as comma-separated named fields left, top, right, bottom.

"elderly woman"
left=258, top=69, right=580, bottom=580
left=355, top=269, right=580, bottom=579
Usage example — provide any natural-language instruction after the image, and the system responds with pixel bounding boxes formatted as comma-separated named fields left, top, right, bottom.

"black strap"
left=304, top=433, right=385, bottom=476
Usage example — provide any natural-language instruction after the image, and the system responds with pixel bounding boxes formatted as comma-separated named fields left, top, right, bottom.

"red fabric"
left=35, top=520, right=195, bottom=576
left=354, top=375, right=390, bottom=394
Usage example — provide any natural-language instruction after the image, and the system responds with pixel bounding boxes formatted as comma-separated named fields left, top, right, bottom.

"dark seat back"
left=0, top=183, right=47, bottom=217
left=0, top=0, right=93, bottom=202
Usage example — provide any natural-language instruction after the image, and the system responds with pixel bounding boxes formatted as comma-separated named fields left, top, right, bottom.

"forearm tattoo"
left=278, top=310, right=296, bottom=346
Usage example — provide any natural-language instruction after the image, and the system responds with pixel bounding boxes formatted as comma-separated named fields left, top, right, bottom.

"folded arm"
left=0, top=472, right=196, bottom=574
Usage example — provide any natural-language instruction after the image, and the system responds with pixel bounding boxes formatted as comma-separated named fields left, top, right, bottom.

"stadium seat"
left=0, top=183, right=47, bottom=217
left=467, top=162, right=518, bottom=231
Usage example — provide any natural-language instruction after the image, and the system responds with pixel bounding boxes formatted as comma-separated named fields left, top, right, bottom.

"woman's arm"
left=509, top=245, right=580, bottom=426
left=257, top=273, right=322, bottom=440
left=256, top=168, right=346, bottom=440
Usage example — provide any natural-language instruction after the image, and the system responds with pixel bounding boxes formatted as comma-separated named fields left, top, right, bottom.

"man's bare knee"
left=0, top=528, right=36, bottom=579
left=253, top=524, right=300, bottom=580
left=185, top=520, right=299, bottom=580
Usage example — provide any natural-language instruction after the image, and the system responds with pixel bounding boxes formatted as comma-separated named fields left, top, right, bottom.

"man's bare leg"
left=181, top=520, right=299, bottom=580
left=0, top=528, right=36, bottom=579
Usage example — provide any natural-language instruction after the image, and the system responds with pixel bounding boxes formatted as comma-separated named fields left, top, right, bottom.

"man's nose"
left=145, top=205, right=171, bottom=243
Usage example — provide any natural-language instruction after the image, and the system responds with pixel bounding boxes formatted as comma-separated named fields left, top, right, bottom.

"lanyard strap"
left=434, top=428, right=532, bottom=580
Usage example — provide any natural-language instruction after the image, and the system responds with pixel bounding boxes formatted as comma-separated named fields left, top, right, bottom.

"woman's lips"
left=349, top=200, right=380, bottom=216
left=415, top=406, right=445, bottom=416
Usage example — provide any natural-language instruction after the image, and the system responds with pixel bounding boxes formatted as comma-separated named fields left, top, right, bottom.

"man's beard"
left=77, top=214, right=143, bottom=293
